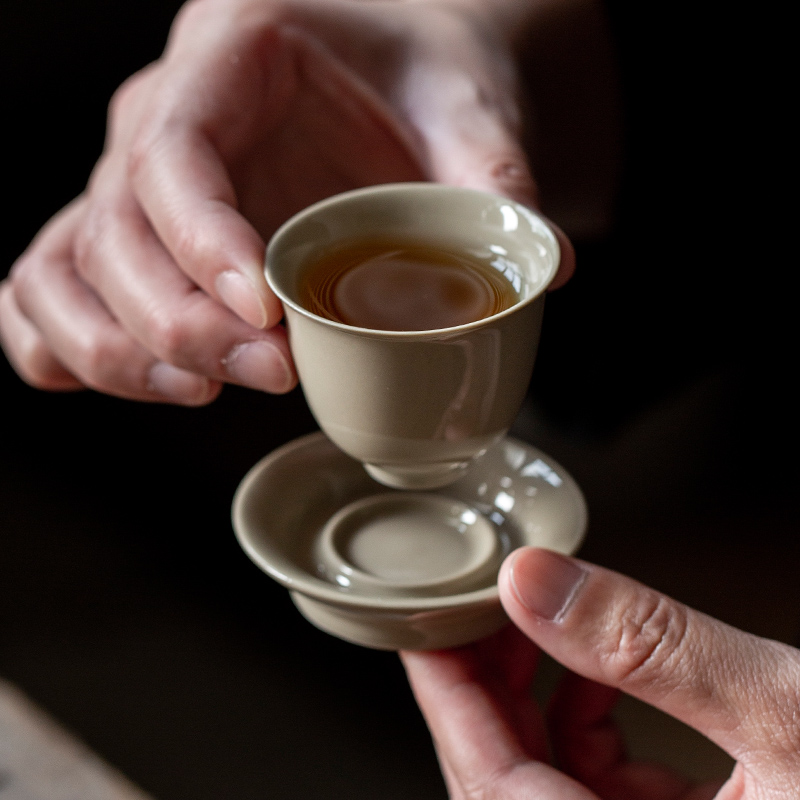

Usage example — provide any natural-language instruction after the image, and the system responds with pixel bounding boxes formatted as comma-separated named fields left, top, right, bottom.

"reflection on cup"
left=265, top=183, right=560, bottom=489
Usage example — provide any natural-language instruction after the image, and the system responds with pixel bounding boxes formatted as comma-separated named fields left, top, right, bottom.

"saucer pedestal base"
left=363, top=460, right=471, bottom=490
left=291, top=593, right=507, bottom=651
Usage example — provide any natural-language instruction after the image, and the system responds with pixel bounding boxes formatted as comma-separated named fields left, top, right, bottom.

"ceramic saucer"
left=232, top=432, right=587, bottom=651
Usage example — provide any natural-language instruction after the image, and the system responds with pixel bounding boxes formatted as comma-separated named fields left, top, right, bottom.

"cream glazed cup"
left=265, top=183, right=560, bottom=490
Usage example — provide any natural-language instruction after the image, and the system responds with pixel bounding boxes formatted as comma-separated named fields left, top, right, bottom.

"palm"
left=158, top=0, right=528, bottom=241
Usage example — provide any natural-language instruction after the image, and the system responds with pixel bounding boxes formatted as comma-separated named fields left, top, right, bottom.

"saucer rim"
left=232, top=431, right=587, bottom=612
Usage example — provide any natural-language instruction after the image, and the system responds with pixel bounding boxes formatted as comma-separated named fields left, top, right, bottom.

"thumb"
left=417, top=77, right=575, bottom=289
left=498, top=547, right=800, bottom=786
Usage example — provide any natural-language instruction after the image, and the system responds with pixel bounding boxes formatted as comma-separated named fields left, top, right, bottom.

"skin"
left=402, top=547, right=800, bottom=799
left=0, top=0, right=573, bottom=405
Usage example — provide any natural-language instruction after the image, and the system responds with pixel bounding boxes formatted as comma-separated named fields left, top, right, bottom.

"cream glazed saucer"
left=232, top=432, right=587, bottom=651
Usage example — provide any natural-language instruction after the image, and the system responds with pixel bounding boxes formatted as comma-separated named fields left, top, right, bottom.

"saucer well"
left=232, top=432, right=587, bottom=650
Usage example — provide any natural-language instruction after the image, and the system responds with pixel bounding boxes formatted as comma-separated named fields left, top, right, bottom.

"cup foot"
left=363, top=460, right=471, bottom=490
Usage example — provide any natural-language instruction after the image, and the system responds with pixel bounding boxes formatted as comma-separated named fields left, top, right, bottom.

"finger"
left=547, top=672, right=626, bottom=780
left=548, top=671, right=725, bottom=800
left=104, top=62, right=160, bottom=153
left=401, top=640, right=599, bottom=800
left=399, top=2, right=534, bottom=202
left=480, top=626, right=550, bottom=762
left=411, top=67, right=575, bottom=290
left=432, top=738, right=468, bottom=800
left=425, top=115, right=575, bottom=292
left=74, top=171, right=296, bottom=395
left=126, top=40, right=282, bottom=331
left=459, top=625, right=549, bottom=761
left=10, top=203, right=220, bottom=405
left=420, top=79, right=541, bottom=205
left=499, top=548, right=800, bottom=781
left=0, top=279, right=84, bottom=392
left=482, top=621, right=541, bottom=695
left=131, top=124, right=279, bottom=329
left=409, top=45, right=538, bottom=206
left=541, top=219, right=575, bottom=290
left=393, top=4, right=576, bottom=290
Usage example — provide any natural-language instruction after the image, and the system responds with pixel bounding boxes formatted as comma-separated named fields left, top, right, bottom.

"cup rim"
left=265, top=182, right=561, bottom=339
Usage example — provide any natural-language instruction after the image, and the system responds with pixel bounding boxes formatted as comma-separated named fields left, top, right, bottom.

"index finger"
left=126, top=34, right=285, bottom=331
left=401, top=632, right=599, bottom=800
left=134, top=126, right=279, bottom=328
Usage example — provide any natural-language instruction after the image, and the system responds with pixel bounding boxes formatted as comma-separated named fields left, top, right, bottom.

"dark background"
left=1, top=2, right=796, bottom=797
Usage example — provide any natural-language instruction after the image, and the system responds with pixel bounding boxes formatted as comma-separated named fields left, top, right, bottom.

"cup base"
left=363, top=460, right=471, bottom=490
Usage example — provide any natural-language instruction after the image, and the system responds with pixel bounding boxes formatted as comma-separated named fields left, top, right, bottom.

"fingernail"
left=148, top=362, right=214, bottom=406
left=508, top=548, right=587, bottom=622
left=215, top=270, right=268, bottom=329
left=223, top=340, right=294, bottom=393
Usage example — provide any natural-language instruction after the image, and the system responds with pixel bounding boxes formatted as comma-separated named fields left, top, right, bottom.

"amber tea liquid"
left=299, top=238, right=521, bottom=331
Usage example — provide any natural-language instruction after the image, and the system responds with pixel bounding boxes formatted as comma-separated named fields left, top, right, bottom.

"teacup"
left=265, top=183, right=560, bottom=489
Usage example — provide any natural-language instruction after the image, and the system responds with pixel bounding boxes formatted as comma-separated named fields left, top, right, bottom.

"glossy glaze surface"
left=265, top=184, right=560, bottom=489
left=232, top=432, right=587, bottom=649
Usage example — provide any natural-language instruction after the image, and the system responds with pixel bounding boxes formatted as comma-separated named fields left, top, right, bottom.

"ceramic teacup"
left=265, top=183, right=560, bottom=489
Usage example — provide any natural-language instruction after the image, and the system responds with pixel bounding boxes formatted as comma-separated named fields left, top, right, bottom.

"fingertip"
left=215, top=269, right=269, bottom=329
left=147, top=362, right=221, bottom=406
left=262, top=287, right=285, bottom=330
left=222, top=339, right=297, bottom=394
left=484, top=160, right=541, bottom=209
left=546, top=222, right=576, bottom=291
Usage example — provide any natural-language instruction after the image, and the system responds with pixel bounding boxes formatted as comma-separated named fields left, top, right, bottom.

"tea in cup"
left=265, top=183, right=560, bottom=489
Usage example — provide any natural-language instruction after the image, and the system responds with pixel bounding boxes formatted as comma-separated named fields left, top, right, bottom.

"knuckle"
left=144, top=305, right=194, bottom=364
left=459, top=767, right=520, bottom=800
left=22, top=362, right=65, bottom=390
left=488, top=158, right=539, bottom=205
left=126, top=128, right=154, bottom=187
left=171, top=0, right=213, bottom=31
left=168, top=0, right=249, bottom=45
left=126, top=107, right=175, bottom=189
left=107, top=68, right=151, bottom=132
left=24, top=351, right=79, bottom=391
left=8, top=253, right=43, bottom=313
left=168, top=210, right=209, bottom=268
left=600, top=593, right=690, bottom=690
left=10, top=347, right=68, bottom=390
left=71, top=205, right=107, bottom=282
left=72, top=333, right=125, bottom=391
left=756, top=647, right=800, bottom=766
left=109, top=75, right=138, bottom=122
left=160, top=199, right=230, bottom=276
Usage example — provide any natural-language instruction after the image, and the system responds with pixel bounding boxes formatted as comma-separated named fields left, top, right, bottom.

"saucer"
left=232, top=432, right=587, bottom=650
